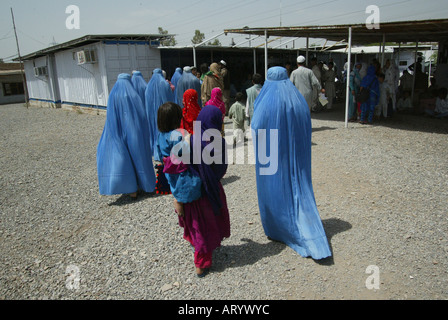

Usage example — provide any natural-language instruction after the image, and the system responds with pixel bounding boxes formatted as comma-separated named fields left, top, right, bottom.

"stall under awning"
left=224, top=19, right=448, bottom=44
left=224, top=19, right=448, bottom=128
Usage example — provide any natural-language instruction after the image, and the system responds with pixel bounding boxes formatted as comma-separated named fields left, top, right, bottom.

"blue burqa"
left=97, top=73, right=156, bottom=195
left=131, top=71, right=147, bottom=105
left=170, top=67, right=183, bottom=88
left=174, top=67, right=202, bottom=108
left=144, top=68, right=174, bottom=160
left=251, top=66, right=331, bottom=260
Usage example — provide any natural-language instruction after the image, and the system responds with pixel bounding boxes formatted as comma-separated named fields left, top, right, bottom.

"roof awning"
left=224, top=19, right=448, bottom=44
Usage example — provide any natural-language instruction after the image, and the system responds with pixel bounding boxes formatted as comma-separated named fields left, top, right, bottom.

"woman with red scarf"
left=180, top=89, right=201, bottom=134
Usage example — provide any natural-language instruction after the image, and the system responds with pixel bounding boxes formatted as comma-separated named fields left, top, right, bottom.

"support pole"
left=11, top=7, right=28, bottom=107
left=306, top=36, right=309, bottom=65
left=428, top=46, right=433, bottom=86
left=264, top=29, right=268, bottom=77
left=381, top=33, right=386, bottom=68
left=345, top=27, right=352, bottom=129
left=411, top=41, right=418, bottom=106
left=253, top=48, right=257, bottom=74
left=193, top=46, right=196, bottom=67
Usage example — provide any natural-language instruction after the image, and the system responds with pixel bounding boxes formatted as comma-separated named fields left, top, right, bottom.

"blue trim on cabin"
left=29, top=98, right=107, bottom=110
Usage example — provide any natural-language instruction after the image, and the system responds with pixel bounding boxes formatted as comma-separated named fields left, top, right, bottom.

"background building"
left=19, top=35, right=168, bottom=110
left=0, top=63, right=25, bottom=105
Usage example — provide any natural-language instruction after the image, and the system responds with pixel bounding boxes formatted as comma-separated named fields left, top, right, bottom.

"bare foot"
left=174, top=200, right=184, bottom=217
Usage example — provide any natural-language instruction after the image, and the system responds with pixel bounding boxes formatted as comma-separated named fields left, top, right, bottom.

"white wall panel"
left=55, top=43, right=108, bottom=107
left=24, top=57, right=55, bottom=101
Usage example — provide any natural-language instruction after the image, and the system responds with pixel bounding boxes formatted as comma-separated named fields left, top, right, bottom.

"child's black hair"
left=157, top=102, right=183, bottom=133
left=235, top=92, right=244, bottom=102
left=252, top=73, right=263, bottom=85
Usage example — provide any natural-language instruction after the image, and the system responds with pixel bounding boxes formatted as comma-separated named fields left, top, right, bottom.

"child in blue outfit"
left=156, top=102, right=202, bottom=216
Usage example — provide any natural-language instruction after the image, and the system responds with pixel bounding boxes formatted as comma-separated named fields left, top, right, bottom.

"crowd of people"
left=286, top=54, right=448, bottom=124
left=96, top=58, right=335, bottom=278
left=95, top=51, right=448, bottom=278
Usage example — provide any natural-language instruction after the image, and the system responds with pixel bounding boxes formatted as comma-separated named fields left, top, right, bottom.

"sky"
left=1, top=0, right=447, bottom=62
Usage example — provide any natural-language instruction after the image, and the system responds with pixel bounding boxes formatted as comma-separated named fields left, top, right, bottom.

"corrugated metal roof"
left=224, top=19, right=448, bottom=44
left=18, top=34, right=174, bottom=61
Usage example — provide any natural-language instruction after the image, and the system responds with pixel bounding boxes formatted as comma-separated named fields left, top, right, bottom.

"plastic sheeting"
left=97, top=73, right=156, bottom=195
left=251, top=66, right=331, bottom=260
left=174, top=67, right=202, bottom=108
left=144, top=68, right=174, bottom=160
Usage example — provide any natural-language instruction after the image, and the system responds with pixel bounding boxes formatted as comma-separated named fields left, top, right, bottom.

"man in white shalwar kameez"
left=323, top=62, right=336, bottom=110
left=384, top=59, right=399, bottom=111
left=290, top=55, right=322, bottom=111
left=375, top=73, right=393, bottom=118
left=311, top=58, right=322, bottom=111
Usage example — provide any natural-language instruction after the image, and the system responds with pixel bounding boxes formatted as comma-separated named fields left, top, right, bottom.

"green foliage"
left=191, top=30, right=205, bottom=45
left=158, top=27, right=177, bottom=46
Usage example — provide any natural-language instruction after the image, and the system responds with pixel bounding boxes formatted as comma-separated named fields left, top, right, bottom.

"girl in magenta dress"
left=159, top=104, right=230, bottom=277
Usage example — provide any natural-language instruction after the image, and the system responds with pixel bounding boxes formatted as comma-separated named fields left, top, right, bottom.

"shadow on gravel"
left=314, top=218, right=353, bottom=266
left=311, top=102, right=448, bottom=134
left=221, top=175, right=241, bottom=186
left=212, top=238, right=285, bottom=272
left=107, top=191, right=157, bottom=206
left=312, top=126, right=337, bottom=133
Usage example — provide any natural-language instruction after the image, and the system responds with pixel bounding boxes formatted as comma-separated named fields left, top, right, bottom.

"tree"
left=158, top=27, right=176, bottom=46
left=191, top=30, right=205, bottom=45
left=208, top=39, right=221, bottom=46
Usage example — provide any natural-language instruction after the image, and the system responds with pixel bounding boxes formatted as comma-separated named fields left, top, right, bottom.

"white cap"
left=220, top=60, right=226, bottom=66
left=297, top=55, right=306, bottom=64
left=183, top=66, right=192, bottom=72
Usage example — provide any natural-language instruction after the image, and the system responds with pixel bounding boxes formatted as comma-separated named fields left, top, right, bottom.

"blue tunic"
left=156, top=130, right=202, bottom=203
left=97, top=73, right=156, bottom=195
left=145, top=69, right=174, bottom=160
left=251, top=66, right=331, bottom=260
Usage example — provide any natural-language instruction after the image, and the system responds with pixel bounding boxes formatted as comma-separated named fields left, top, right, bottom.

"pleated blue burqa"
left=174, top=67, right=202, bottom=108
left=251, top=66, right=331, bottom=260
left=144, top=68, right=174, bottom=160
left=97, top=73, right=156, bottom=195
left=131, top=71, right=147, bottom=105
left=170, top=67, right=183, bottom=88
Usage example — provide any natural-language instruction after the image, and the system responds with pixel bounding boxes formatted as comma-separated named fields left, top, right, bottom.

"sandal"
left=196, top=268, right=209, bottom=278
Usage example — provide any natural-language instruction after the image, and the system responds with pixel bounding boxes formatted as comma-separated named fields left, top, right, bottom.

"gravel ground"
left=0, top=102, right=447, bottom=300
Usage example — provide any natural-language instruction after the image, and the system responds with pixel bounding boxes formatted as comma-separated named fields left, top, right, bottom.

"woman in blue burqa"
left=145, top=68, right=174, bottom=160
left=170, top=67, right=183, bottom=89
left=131, top=71, right=147, bottom=104
left=174, top=66, right=202, bottom=108
left=97, top=73, right=156, bottom=198
left=251, top=66, right=331, bottom=260
left=359, top=65, right=380, bottom=124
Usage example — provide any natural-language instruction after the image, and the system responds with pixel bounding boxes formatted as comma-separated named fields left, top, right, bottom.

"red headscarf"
left=180, top=89, right=201, bottom=134
left=205, top=87, right=226, bottom=118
